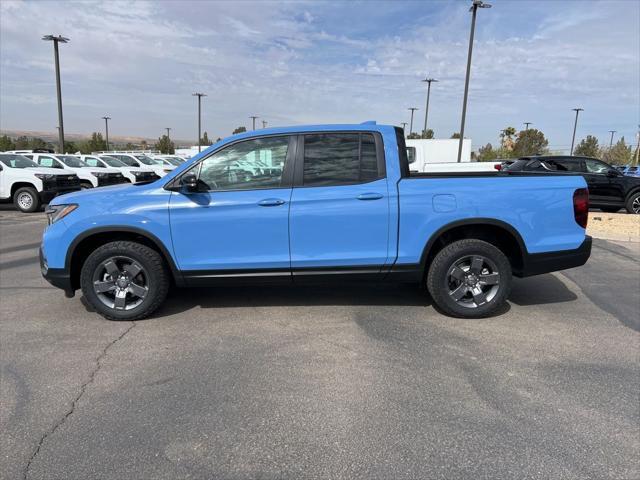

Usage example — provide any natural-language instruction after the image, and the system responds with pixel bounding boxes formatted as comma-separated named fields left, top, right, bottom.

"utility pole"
left=408, top=108, right=418, bottom=136
left=524, top=122, right=532, bottom=131
left=421, top=78, right=438, bottom=138
left=262, top=120, right=267, bottom=129
left=166, top=127, right=171, bottom=139
left=401, top=122, right=407, bottom=133
left=608, top=130, right=616, bottom=148
left=102, top=116, right=111, bottom=150
left=457, top=0, right=491, bottom=163
left=570, top=108, right=583, bottom=155
left=192, top=93, right=206, bottom=152
left=250, top=116, right=259, bottom=130
left=42, top=35, right=69, bottom=154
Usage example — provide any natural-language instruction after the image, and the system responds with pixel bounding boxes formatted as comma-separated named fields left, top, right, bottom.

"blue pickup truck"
left=40, top=123, right=591, bottom=320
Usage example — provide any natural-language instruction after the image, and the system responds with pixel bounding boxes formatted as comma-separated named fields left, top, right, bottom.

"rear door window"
left=302, top=133, right=381, bottom=187
left=37, top=156, right=62, bottom=168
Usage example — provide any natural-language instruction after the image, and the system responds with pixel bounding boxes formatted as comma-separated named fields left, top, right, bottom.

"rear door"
left=288, top=132, right=390, bottom=278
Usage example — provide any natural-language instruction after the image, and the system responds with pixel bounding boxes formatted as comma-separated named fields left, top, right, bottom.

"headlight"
left=45, top=204, right=78, bottom=226
left=132, top=171, right=141, bottom=176
left=35, top=173, right=55, bottom=180
left=92, top=172, right=107, bottom=177
left=163, top=169, right=172, bottom=173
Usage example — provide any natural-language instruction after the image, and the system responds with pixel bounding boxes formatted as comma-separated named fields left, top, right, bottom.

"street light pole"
left=42, top=35, right=69, bottom=153
left=102, top=116, right=111, bottom=150
left=456, top=0, right=491, bottom=163
left=524, top=122, right=532, bottom=131
left=166, top=127, right=171, bottom=139
left=250, top=116, right=259, bottom=130
left=421, top=78, right=438, bottom=138
left=570, top=108, right=583, bottom=155
left=608, top=130, right=616, bottom=148
left=401, top=122, right=407, bottom=133
left=262, top=120, right=267, bottom=129
left=408, top=107, right=418, bottom=136
left=192, top=93, right=206, bottom=152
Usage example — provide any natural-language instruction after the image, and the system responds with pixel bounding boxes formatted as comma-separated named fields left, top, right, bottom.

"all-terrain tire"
left=80, top=241, right=169, bottom=321
left=427, top=239, right=512, bottom=318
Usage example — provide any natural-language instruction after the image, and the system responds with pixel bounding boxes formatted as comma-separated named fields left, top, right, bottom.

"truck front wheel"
left=80, top=241, right=170, bottom=321
left=427, top=239, right=512, bottom=318
left=13, top=187, right=41, bottom=213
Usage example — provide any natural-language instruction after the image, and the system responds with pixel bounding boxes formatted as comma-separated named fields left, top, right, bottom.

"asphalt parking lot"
left=1, top=207, right=639, bottom=480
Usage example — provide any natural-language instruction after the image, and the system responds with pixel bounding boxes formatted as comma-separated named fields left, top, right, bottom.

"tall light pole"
left=408, top=107, right=418, bottom=136
left=42, top=35, right=69, bottom=154
left=192, top=93, right=206, bottom=152
left=570, top=108, right=583, bottom=155
left=165, top=127, right=171, bottom=139
left=102, top=116, right=111, bottom=151
left=608, top=130, right=616, bottom=148
left=421, top=78, right=438, bottom=138
left=250, top=116, right=259, bottom=130
left=524, top=122, right=532, bottom=131
left=401, top=122, right=407, bottom=133
left=262, top=120, right=267, bottom=129
left=456, top=0, right=491, bottom=163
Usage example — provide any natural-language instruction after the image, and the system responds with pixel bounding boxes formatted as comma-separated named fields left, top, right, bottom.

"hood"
left=26, top=166, right=77, bottom=175
left=51, top=182, right=134, bottom=205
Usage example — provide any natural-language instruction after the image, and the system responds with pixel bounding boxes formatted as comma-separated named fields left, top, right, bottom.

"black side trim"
left=65, top=226, right=184, bottom=287
left=292, top=264, right=384, bottom=283
left=384, top=263, right=422, bottom=282
left=517, top=236, right=591, bottom=277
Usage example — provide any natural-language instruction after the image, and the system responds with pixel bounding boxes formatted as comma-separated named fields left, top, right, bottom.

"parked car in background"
left=41, top=123, right=591, bottom=321
left=504, top=155, right=640, bottom=214
left=103, top=153, right=173, bottom=177
left=624, top=165, right=640, bottom=177
left=147, top=156, right=178, bottom=171
left=152, top=155, right=186, bottom=165
left=78, top=155, right=160, bottom=184
left=25, top=153, right=127, bottom=189
left=0, top=153, right=80, bottom=212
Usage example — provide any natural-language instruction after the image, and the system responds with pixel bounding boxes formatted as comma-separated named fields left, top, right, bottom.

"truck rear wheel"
left=427, top=239, right=512, bottom=318
left=80, top=241, right=170, bottom=321
left=13, top=187, right=41, bottom=213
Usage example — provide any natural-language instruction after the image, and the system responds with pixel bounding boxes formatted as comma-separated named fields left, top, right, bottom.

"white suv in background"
left=26, top=153, right=127, bottom=189
left=0, top=153, right=80, bottom=212
left=106, top=153, right=174, bottom=177
left=79, top=155, right=160, bottom=183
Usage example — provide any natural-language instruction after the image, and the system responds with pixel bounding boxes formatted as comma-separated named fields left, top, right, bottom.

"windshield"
left=100, top=156, right=126, bottom=167
left=0, top=154, right=39, bottom=169
left=166, top=158, right=182, bottom=166
left=58, top=155, right=89, bottom=168
left=134, top=155, right=156, bottom=165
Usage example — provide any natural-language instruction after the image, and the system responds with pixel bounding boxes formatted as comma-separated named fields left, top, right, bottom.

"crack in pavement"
left=22, top=321, right=137, bottom=480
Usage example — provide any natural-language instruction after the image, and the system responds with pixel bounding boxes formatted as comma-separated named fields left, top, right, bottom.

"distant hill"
left=0, top=129, right=195, bottom=147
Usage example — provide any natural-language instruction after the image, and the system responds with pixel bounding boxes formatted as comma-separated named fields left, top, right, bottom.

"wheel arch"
left=66, top=226, right=183, bottom=290
left=11, top=182, right=38, bottom=197
left=419, top=218, right=527, bottom=276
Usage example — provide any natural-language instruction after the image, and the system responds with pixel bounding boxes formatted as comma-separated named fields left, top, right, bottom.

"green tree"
left=421, top=128, right=434, bottom=139
left=407, top=132, right=422, bottom=139
left=64, top=141, right=77, bottom=153
left=200, top=131, right=213, bottom=146
left=232, top=126, right=247, bottom=135
left=155, top=135, right=175, bottom=154
left=450, top=132, right=461, bottom=139
left=14, top=136, right=30, bottom=149
left=476, top=143, right=499, bottom=162
left=124, top=142, right=136, bottom=150
left=79, top=132, right=107, bottom=154
left=602, top=137, right=633, bottom=165
left=0, top=135, right=15, bottom=151
left=573, top=135, right=600, bottom=158
left=512, top=128, right=549, bottom=157
left=29, top=137, right=49, bottom=150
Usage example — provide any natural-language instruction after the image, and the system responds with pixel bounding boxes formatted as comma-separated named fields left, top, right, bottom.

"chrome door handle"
left=357, top=193, right=383, bottom=201
left=258, top=198, right=285, bottom=207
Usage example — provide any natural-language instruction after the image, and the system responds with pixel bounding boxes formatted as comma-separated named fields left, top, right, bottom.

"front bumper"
left=40, top=247, right=75, bottom=297
left=39, top=186, right=81, bottom=204
left=517, top=236, right=592, bottom=277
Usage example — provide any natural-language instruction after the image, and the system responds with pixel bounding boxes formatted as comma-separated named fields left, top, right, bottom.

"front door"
left=169, top=135, right=295, bottom=277
left=289, top=132, right=390, bottom=277
left=584, top=158, right=624, bottom=204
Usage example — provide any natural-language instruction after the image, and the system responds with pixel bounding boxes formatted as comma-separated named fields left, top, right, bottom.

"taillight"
left=573, top=188, right=589, bottom=228
left=494, top=164, right=502, bottom=171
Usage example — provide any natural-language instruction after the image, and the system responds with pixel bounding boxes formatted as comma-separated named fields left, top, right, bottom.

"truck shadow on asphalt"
left=90, top=273, right=577, bottom=321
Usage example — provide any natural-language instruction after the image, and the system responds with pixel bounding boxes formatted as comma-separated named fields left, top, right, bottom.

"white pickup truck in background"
left=0, top=153, right=81, bottom=212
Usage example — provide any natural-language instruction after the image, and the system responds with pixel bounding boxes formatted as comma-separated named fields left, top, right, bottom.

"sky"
left=0, top=0, right=638, bottom=151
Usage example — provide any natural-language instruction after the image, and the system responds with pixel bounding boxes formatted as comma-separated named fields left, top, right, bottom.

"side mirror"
left=180, top=172, right=199, bottom=192
left=606, top=169, right=620, bottom=177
